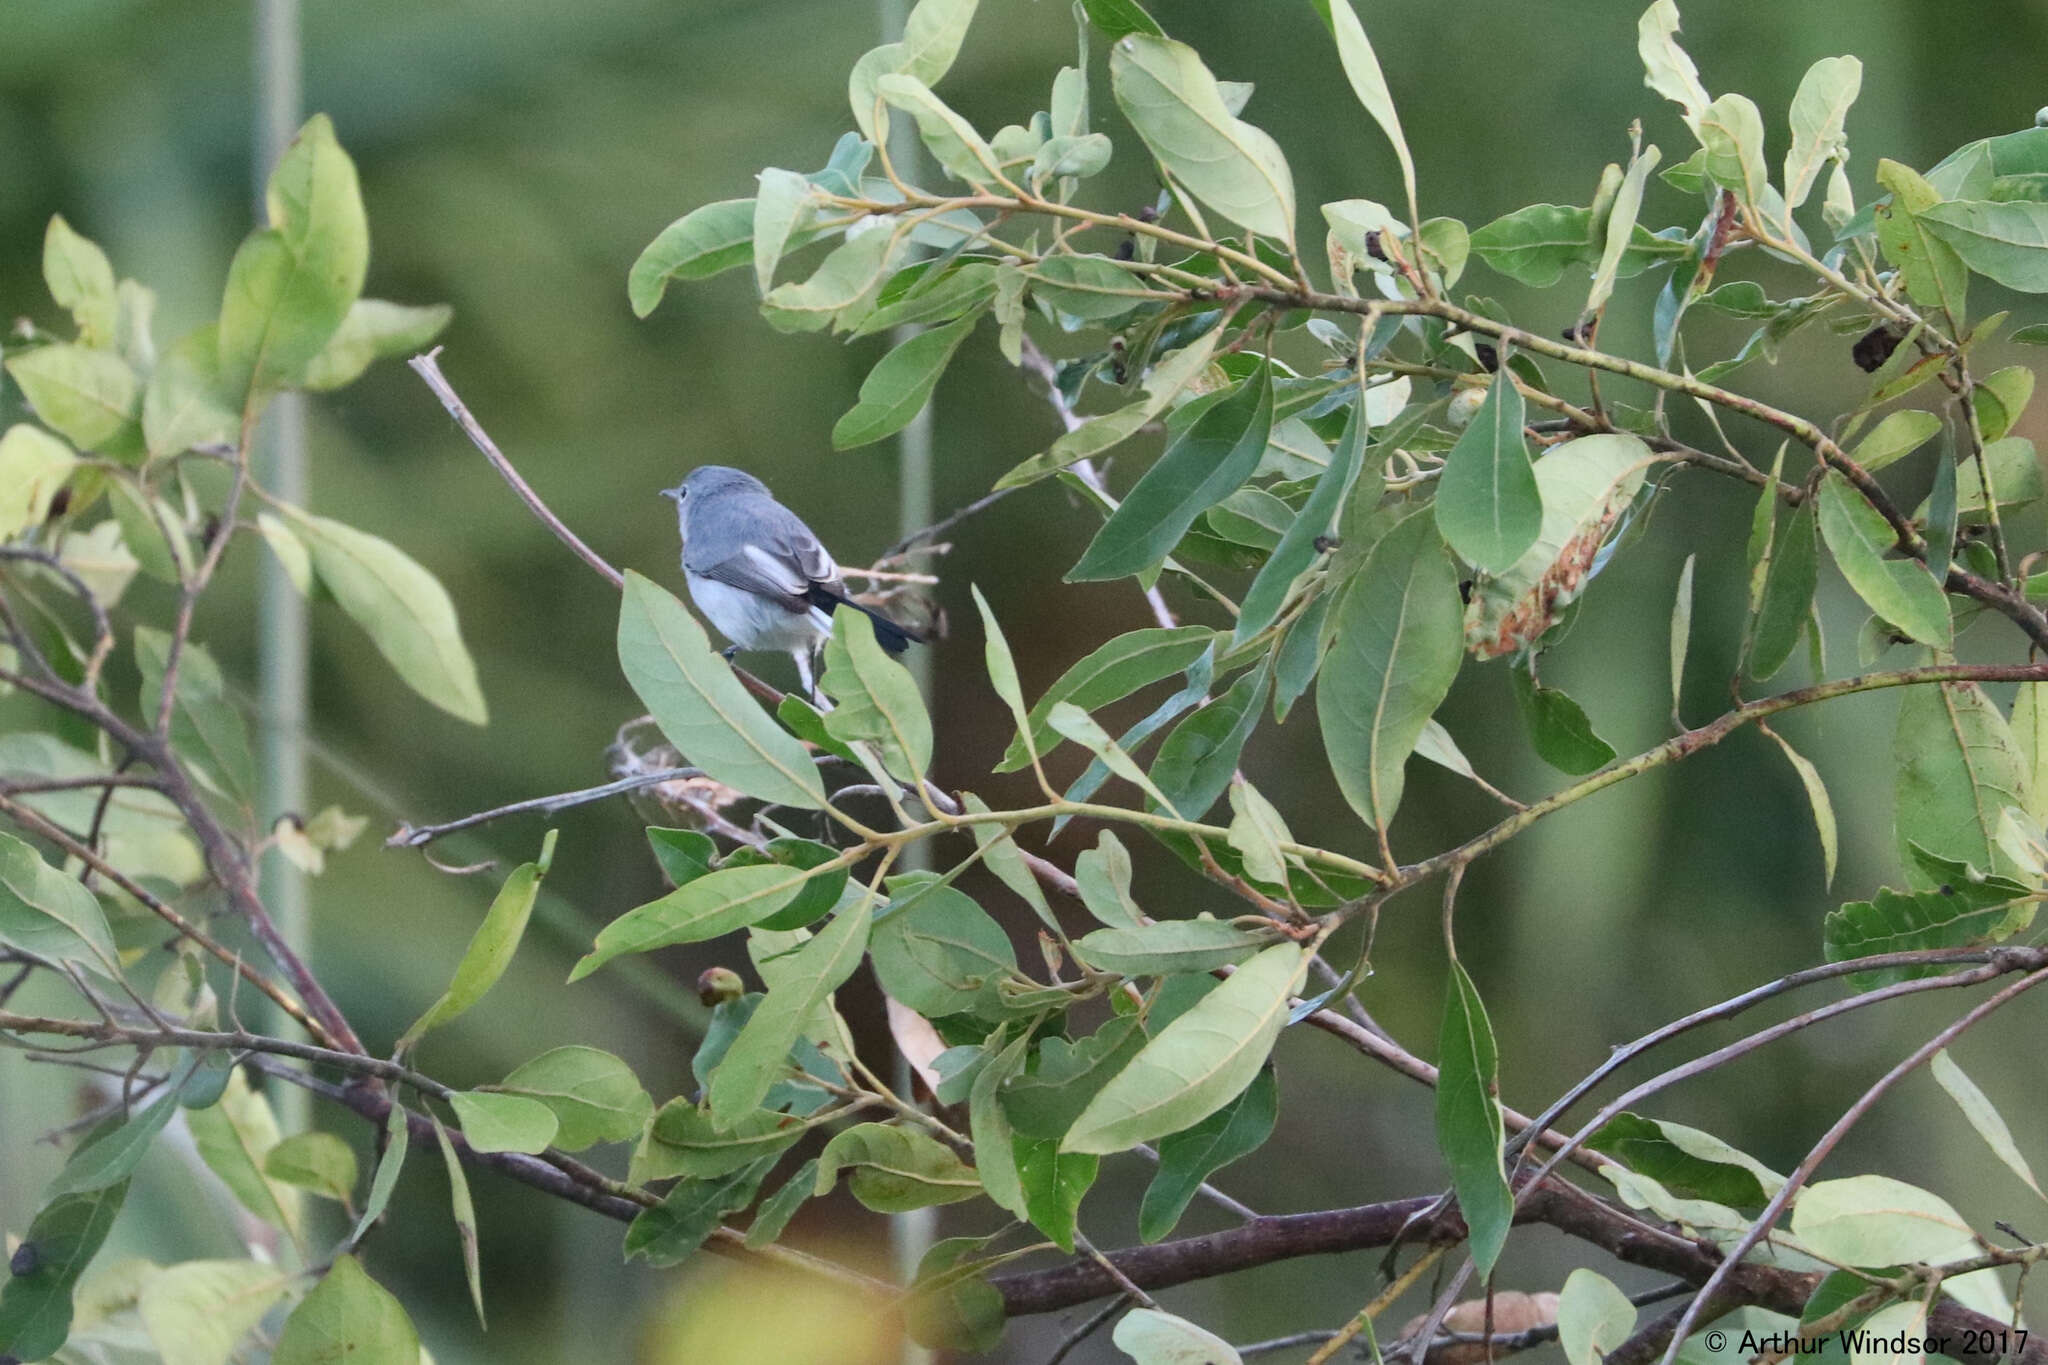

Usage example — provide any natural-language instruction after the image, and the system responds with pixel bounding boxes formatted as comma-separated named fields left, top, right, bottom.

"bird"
left=661, top=465, right=920, bottom=698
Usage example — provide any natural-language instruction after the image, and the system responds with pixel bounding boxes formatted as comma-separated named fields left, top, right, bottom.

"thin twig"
left=387, top=767, right=701, bottom=848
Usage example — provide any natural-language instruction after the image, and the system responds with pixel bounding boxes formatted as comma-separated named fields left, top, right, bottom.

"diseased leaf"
left=1063, top=941, right=1304, bottom=1154
left=617, top=572, right=823, bottom=809
left=1110, top=34, right=1296, bottom=244
left=1319, top=507, right=1464, bottom=830
left=1138, top=1065, right=1276, bottom=1243
left=1437, top=959, right=1511, bottom=1280
left=1815, top=472, right=1950, bottom=650
left=402, top=832, right=554, bottom=1045
left=1465, top=434, right=1651, bottom=659
left=284, top=506, right=487, bottom=723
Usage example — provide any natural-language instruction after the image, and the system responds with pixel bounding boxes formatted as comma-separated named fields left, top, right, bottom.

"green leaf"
left=760, top=221, right=900, bottom=336
left=877, top=75, right=1004, bottom=186
left=966, top=1032, right=1031, bottom=1220
left=218, top=115, right=369, bottom=403
left=1235, top=400, right=1369, bottom=647
left=1112, top=1308, right=1244, bottom=1365
left=1063, top=941, right=1304, bottom=1153
left=744, top=1157, right=821, bottom=1248
left=1588, top=145, right=1662, bottom=314
left=283, top=506, right=488, bottom=723
left=1032, top=132, right=1113, bottom=183
left=1226, top=779, right=1294, bottom=887
left=426, top=1115, right=486, bottom=1327
left=272, top=1255, right=420, bottom=1365
left=1110, top=34, right=1296, bottom=244
left=0, top=424, right=77, bottom=539
left=624, top=1160, right=775, bottom=1266
left=263, top=1132, right=359, bottom=1204
left=1310, top=0, right=1416, bottom=224
left=1029, top=254, right=1149, bottom=323
left=0, top=828, right=119, bottom=977
left=187, top=1068, right=299, bottom=1236
left=498, top=1046, right=652, bottom=1151
left=1148, top=661, right=1269, bottom=818
left=1814, top=472, right=1949, bottom=649
left=572, top=862, right=822, bottom=981
left=43, top=214, right=118, bottom=345
left=142, top=325, right=238, bottom=458
left=1851, top=408, right=1941, bottom=474
left=851, top=261, right=999, bottom=338
left=617, top=571, right=824, bottom=809
left=815, top=1123, right=983, bottom=1211
left=730, top=837, right=854, bottom=932
left=1824, top=879, right=2032, bottom=989
left=1079, top=0, right=1161, bottom=38
left=1698, top=94, right=1768, bottom=207
left=1784, top=57, right=1862, bottom=210
left=1930, top=1049, right=2043, bottom=1199
left=1747, top=503, right=1818, bottom=681
left=1972, top=366, right=2034, bottom=443
left=847, top=0, right=981, bottom=140
left=0, top=1181, right=128, bottom=1361
left=1436, top=367, right=1539, bottom=574
left=1048, top=702, right=1183, bottom=813
left=1895, top=680, right=2030, bottom=884
left=962, top=795, right=1058, bottom=931
left=132, top=627, right=254, bottom=803
left=138, top=1258, right=295, bottom=1365
left=752, top=169, right=814, bottom=294
left=820, top=609, right=934, bottom=779
left=1000, top=626, right=1213, bottom=773
left=1437, top=958, right=1512, bottom=1281
left=1790, top=1175, right=1977, bottom=1265
left=1138, top=1065, right=1276, bottom=1242
left=1319, top=507, right=1464, bottom=830
left=1558, top=1269, right=1637, bottom=1365
left=1637, top=0, right=1709, bottom=128
left=4, top=344, right=143, bottom=458
left=1945, top=437, right=2044, bottom=516
left=110, top=480, right=192, bottom=585
left=831, top=313, right=978, bottom=450
left=640, top=1101, right=807, bottom=1179
left=1016, top=1138, right=1098, bottom=1254
left=2014, top=682, right=2048, bottom=825
left=1669, top=554, right=1695, bottom=721
left=1077, top=831, right=1144, bottom=928
left=1510, top=662, right=1615, bottom=775
left=707, top=898, right=873, bottom=1122
left=1469, top=204, right=1683, bottom=287
left=1919, top=198, right=2048, bottom=292
left=1875, top=161, right=1969, bottom=320
left=1077, top=920, right=1276, bottom=976
left=401, top=832, right=553, bottom=1046
left=345, top=1104, right=410, bottom=1252
left=995, top=321, right=1228, bottom=490
left=1002, top=1015, right=1148, bottom=1139
left=870, top=878, right=1016, bottom=1018
left=630, top=199, right=756, bottom=315
left=299, top=299, right=453, bottom=392
left=1071, top=365, right=1274, bottom=582
left=1763, top=727, right=1839, bottom=887
left=1587, top=1113, right=1780, bottom=1210
left=449, top=1091, right=559, bottom=1155
left=971, top=583, right=1032, bottom=739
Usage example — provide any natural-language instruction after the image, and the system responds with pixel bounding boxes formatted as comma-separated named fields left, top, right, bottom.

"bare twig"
left=387, top=767, right=701, bottom=849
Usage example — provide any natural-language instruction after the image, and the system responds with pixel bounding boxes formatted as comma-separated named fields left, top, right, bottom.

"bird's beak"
left=659, top=486, right=683, bottom=502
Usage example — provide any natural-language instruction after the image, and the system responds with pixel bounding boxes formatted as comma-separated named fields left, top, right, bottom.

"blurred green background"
left=3, top=1, right=2046, bottom=1360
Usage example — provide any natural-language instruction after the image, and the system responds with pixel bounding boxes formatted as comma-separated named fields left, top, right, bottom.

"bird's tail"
left=808, top=586, right=924, bottom=655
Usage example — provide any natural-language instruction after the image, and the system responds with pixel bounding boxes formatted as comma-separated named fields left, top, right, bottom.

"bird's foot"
left=721, top=645, right=738, bottom=662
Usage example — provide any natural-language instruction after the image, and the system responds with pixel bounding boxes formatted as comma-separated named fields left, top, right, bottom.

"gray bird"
left=662, top=465, right=919, bottom=697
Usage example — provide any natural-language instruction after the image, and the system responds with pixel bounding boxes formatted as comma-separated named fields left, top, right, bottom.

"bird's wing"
left=685, top=492, right=842, bottom=609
